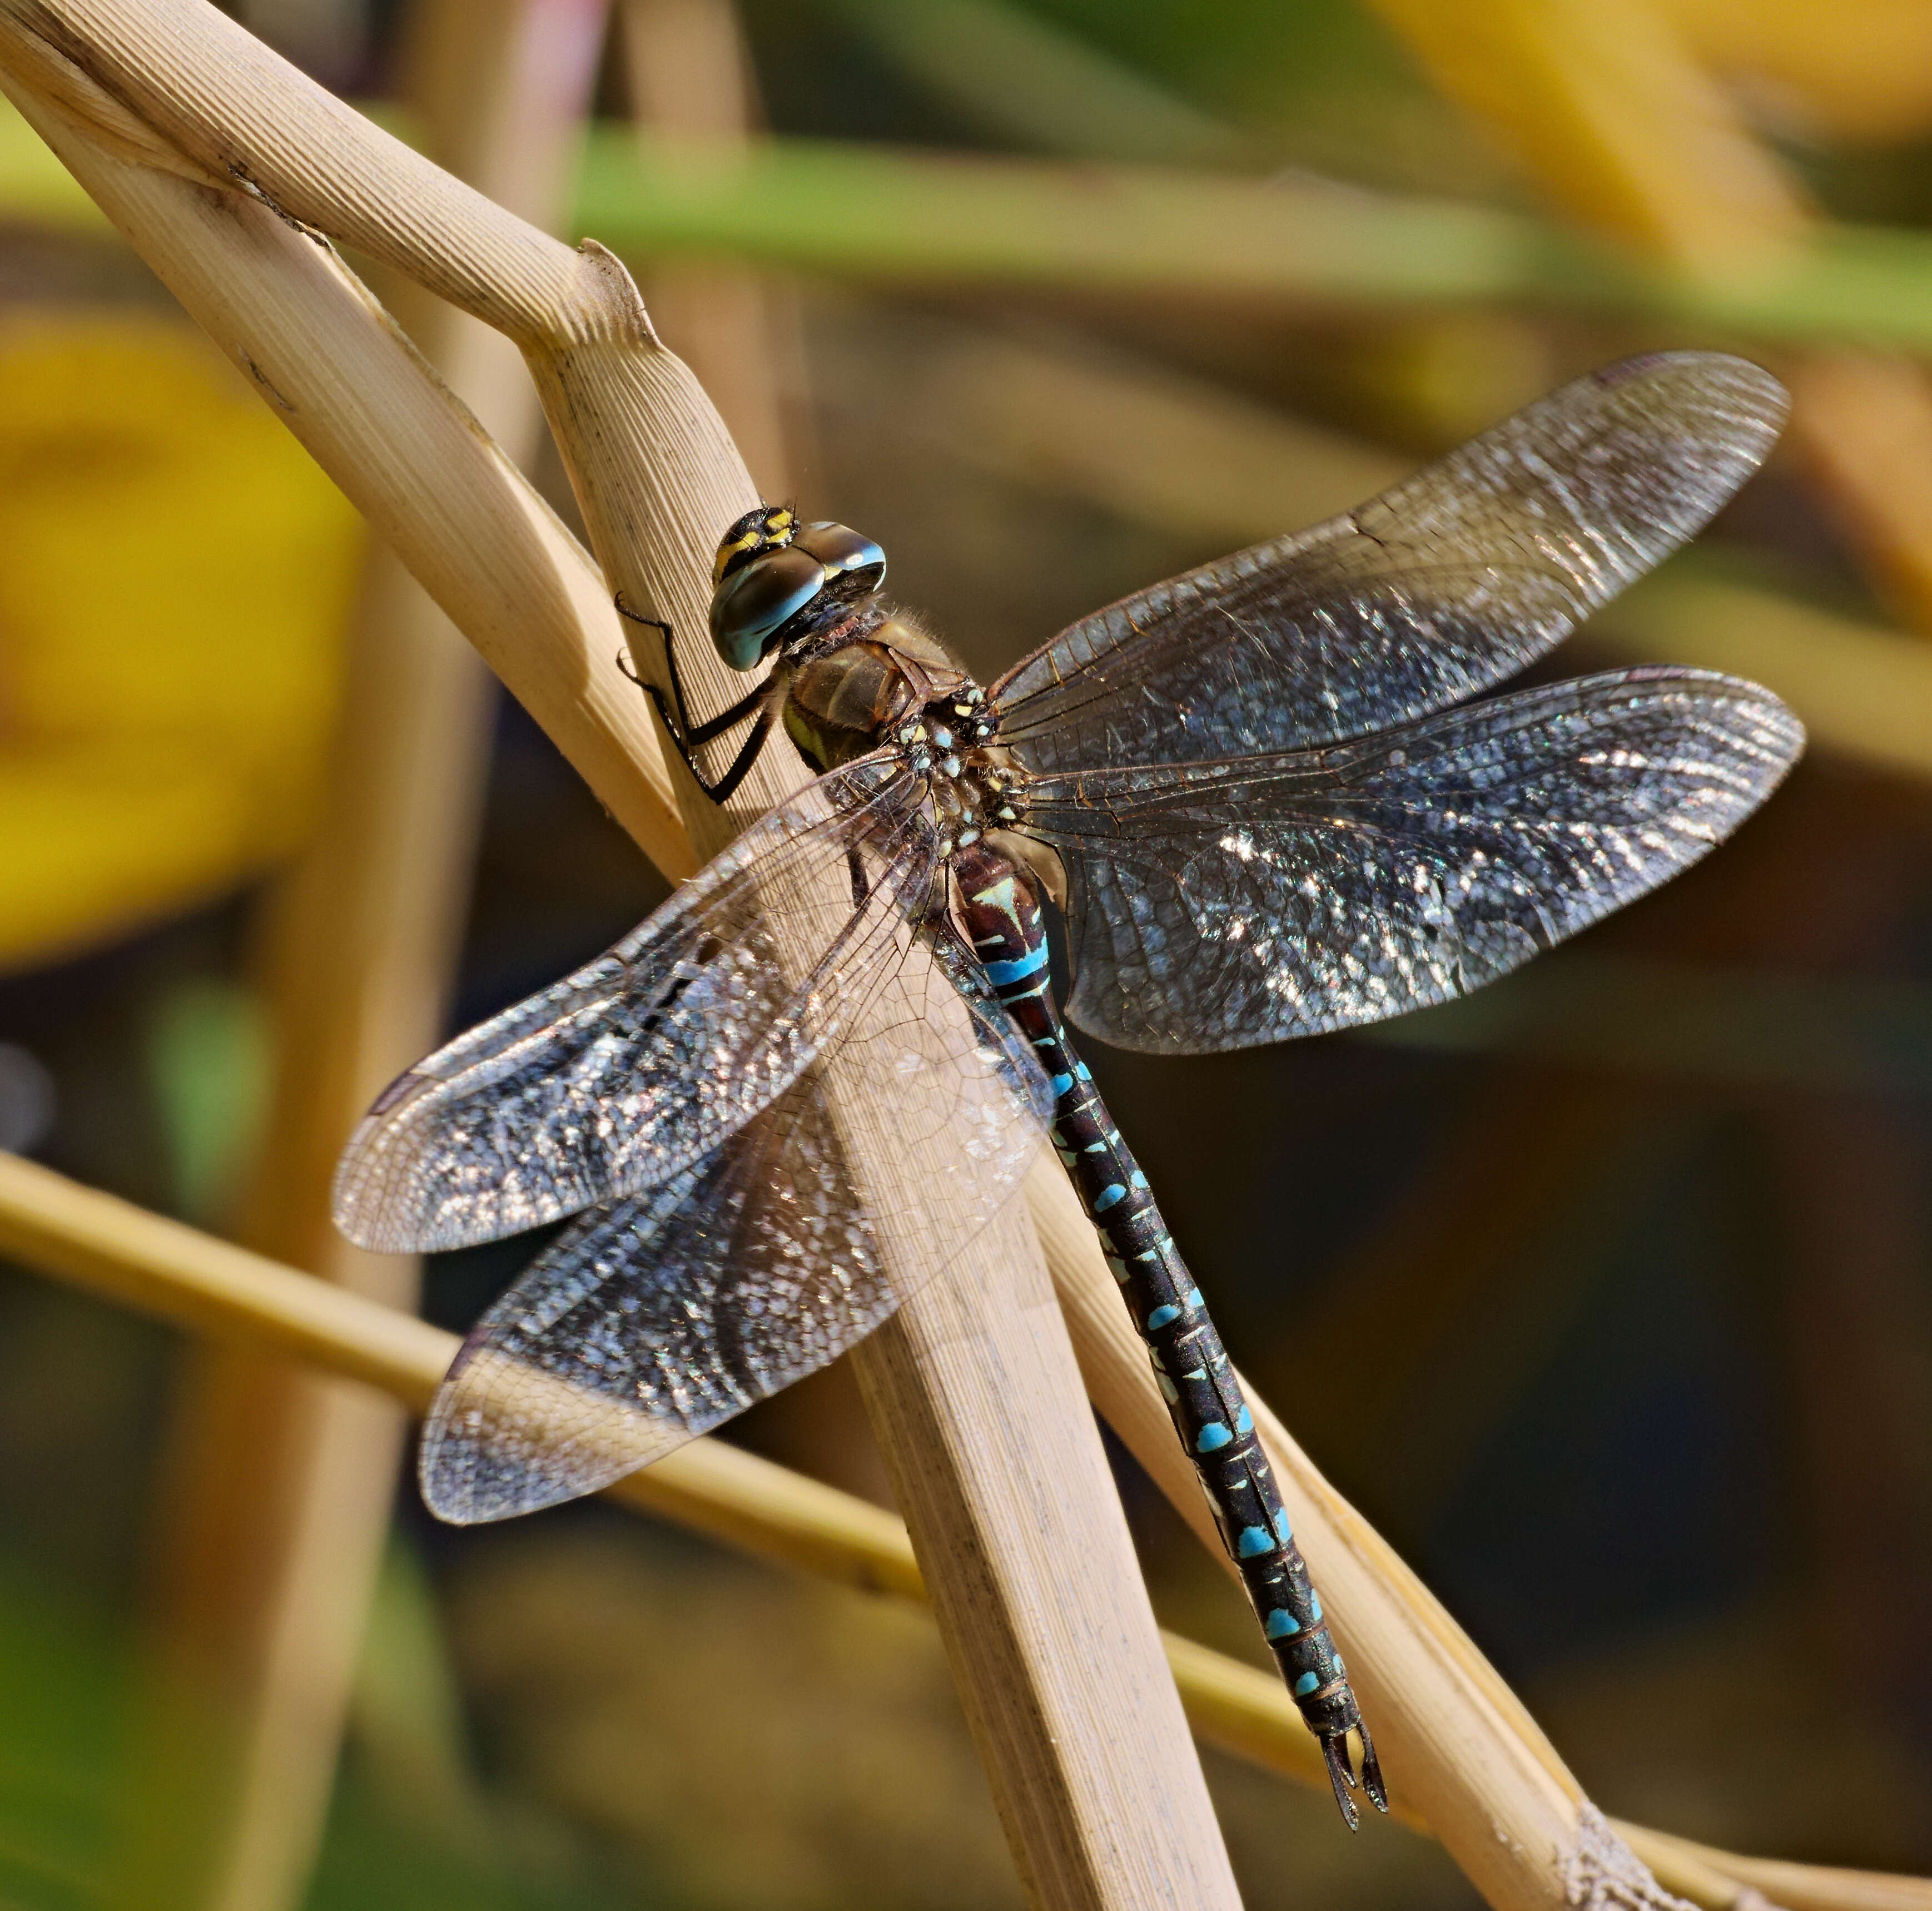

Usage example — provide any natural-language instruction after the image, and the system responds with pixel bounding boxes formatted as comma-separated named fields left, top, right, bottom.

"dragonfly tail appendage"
left=947, top=842, right=1388, bottom=1830
left=1358, top=1723, right=1388, bottom=1814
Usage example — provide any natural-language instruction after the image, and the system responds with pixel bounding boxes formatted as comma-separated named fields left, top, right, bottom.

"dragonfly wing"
left=991, top=354, right=1786, bottom=773
left=334, top=755, right=935, bottom=1253
left=419, top=942, right=1054, bottom=1521
left=1022, top=669, right=1803, bottom=1054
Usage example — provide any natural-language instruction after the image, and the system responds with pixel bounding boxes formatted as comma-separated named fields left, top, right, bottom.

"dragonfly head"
left=708, top=507, right=887, bottom=672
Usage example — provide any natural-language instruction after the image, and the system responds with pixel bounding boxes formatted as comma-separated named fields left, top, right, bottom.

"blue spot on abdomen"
left=1235, top=1526, right=1272, bottom=1557
left=1196, top=1422, right=1233, bottom=1453
left=1265, top=1609, right=1301, bottom=1640
left=983, top=944, right=1050, bottom=986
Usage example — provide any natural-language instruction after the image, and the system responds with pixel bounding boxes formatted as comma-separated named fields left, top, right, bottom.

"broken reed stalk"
left=0, top=3, right=1239, bottom=1903
left=109, top=9, right=605, bottom=1911
left=4, top=1149, right=1930, bottom=1911
left=606, top=7, right=1234, bottom=1888
left=0, top=5, right=1837, bottom=1909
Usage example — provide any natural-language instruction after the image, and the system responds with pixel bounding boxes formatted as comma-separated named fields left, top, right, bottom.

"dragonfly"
left=334, top=352, right=1803, bottom=1827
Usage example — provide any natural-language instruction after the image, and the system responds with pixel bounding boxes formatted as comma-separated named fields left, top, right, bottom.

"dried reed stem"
left=0, top=14, right=691, bottom=876
left=4, top=1149, right=1928, bottom=1911
left=110, top=11, right=601, bottom=1910
left=0, top=3, right=1238, bottom=1900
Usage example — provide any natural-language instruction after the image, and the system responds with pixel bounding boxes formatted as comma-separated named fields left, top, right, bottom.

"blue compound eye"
left=791, top=521, right=886, bottom=593
left=708, top=545, right=826, bottom=671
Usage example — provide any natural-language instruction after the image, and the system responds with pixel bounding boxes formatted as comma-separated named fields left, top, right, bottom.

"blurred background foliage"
left=3, top=0, right=1932, bottom=1907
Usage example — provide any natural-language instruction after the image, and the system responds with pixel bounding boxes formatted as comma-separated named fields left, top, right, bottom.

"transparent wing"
left=991, top=354, right=1787, bottom=774
left=334, top=755, right=933, bottom=1253
left=418, top=945, right=1054, bottom=1522
left=1020, top=669, right=1803, bottom=1054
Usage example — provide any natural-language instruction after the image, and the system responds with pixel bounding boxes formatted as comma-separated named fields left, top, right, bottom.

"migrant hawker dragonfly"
left=335, top=353, right=1803, bottom=1825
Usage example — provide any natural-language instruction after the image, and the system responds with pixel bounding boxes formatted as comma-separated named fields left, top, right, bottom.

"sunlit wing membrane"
left=419, top=946, right=1054, bottom=1521
left=991, top=354, right=1787, bottom=775
left=332, top=755, right=935, bottom=1253
left=1021, top=669, right=1804, bottom=1054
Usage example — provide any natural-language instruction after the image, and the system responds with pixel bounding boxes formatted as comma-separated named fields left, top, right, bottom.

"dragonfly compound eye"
left=708, top=545, right=827, bottom=672
left=791, top=520, right=886, bottom=595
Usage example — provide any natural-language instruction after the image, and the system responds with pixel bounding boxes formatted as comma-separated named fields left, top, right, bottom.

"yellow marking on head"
left=712, top=505, right=799, bottom=582
left=712, top=530, right=759, bottom=582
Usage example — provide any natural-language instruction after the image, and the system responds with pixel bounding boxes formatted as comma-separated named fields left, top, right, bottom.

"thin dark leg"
left=614, top=594, right=774, bottom=800
left=684, top=699, right=777, bottom=804
left=677, top=678, right=768, bottom=748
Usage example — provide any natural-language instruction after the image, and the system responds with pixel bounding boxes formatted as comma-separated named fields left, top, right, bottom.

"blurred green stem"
left=572, top=131, right=1932, bottom=350
left=9, top=83, right=1932, bottom=350
left=813, top=0, right=1255, bottom=167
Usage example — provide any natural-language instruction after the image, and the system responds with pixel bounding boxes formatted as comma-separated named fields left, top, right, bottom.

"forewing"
left=334, top=755, right=933, bottom=1253
left=992, top=354, right=1786, bottom=773
left=1021, top=669, right=1802, bottom=1054
left=419, top=942, right=1054, bottom=1521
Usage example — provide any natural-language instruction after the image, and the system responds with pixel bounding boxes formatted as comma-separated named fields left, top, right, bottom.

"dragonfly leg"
left=614, top=594, right=777, bottom=802
left=674, top=698, right=777, bottom=804
left=947, top=841, right=1388, bottom=1830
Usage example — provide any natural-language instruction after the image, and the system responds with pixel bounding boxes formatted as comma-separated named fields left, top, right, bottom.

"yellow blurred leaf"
left=0, top=314, right=362, bottom=970
left=1667, top=0, right=1932, bottom=145
left=1367, top=0, right=1806, bottom=272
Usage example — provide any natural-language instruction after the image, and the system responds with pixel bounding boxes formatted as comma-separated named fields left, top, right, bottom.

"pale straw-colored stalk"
left=0, top=3, right=1238, bottom=1902
left=109, top=9, right=603, bottom=1910
left=3, top=1148, right=1929, bottom=1911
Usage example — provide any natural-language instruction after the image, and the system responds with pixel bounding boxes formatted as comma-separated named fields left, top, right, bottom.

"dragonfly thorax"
left=903, top=685, right=1020, bottom=856
left=781, top=604, right=977, bottom=761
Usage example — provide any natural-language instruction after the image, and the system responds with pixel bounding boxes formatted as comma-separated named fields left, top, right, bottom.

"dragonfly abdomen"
left=943, top=842, right=1386, bottom=1826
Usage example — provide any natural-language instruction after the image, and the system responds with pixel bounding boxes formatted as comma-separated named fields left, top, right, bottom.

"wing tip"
left=329, top=1144, right=434, bottom=1256
left=416, top=1453, right=524, bottom=1526
left=1611, top=662, right=1807, bottom=757
left=418, top=1382, right=569, bottom=1527
left=1590, top=349, right=1791, bottom=455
